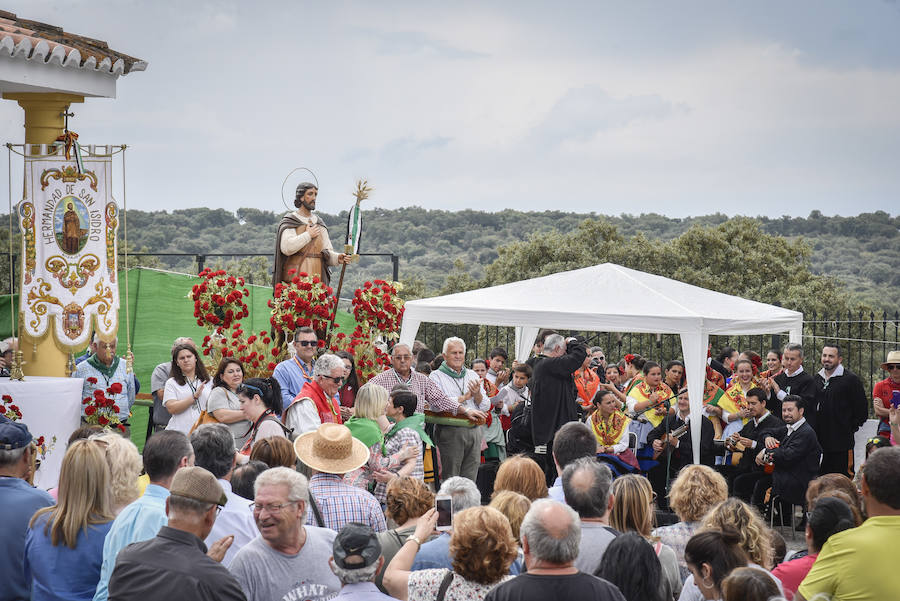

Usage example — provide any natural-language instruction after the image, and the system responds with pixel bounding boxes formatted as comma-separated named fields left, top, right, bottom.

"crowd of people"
left=2, top=326, right=900, bottom=601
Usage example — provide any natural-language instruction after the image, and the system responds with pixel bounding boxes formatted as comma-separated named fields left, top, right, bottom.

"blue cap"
left=0, top=420, right=33, bottom=450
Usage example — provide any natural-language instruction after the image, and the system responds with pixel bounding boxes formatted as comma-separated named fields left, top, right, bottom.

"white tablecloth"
left=0, top=376, right=83, bottom=489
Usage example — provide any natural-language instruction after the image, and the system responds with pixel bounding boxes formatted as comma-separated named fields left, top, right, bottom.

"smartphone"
left=891, top=391, right=900, bottom=409
left=435, top=494, right=453, bottom=531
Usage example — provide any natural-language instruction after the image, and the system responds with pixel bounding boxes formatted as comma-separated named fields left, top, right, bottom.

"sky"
left=3, top=0, right=900, bottom=218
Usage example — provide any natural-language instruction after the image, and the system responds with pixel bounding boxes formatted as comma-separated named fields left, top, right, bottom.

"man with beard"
left=272, top=182, right=351, bottom=287
left=813, top=344, right=868, bottom=477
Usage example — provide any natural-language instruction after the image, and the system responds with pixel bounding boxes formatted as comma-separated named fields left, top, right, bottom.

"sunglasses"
left=887, top=364, right=900, bottom=370
left=238, top=383, right=263, bottom=396
left=296, top=340, right=318, bottom=347
left=320, top=375, right=344, bottom=384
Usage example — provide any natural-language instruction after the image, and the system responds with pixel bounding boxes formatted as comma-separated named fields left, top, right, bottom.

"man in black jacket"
left=731, top=388, right=787, bottom=508
left=814, top=344, right=868, bottom=478
left=646, top=388, right=716, bottom=507
left=530, top=334, right=587, bottom=484
left=766, top=343, right=816, bottom=424
left=756, top=395, right=821, bottom=518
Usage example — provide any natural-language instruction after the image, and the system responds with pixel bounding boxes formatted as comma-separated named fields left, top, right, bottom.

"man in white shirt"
left=429, top=337, right=490, bottom=482
left=190, top=424, right=258, bottom=566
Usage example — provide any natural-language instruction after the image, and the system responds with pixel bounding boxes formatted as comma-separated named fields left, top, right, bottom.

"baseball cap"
left=169, top=466, right=227, bottom=506
left=333, top=522, right=382, bottom=569
left=0, top=420, right=33, bottom=450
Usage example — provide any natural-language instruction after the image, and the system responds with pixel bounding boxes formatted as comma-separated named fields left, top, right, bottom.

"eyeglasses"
left=215, top=505, right=223, bottom=516
left=296, top=340, right=318, bottom=347
left=250, top=501, right=298, bottom=514
left=319, top=374, right=344, bottom=384
left=393, top=354, right=412, bottom=360
left=887, top=364, right=900, bottom=370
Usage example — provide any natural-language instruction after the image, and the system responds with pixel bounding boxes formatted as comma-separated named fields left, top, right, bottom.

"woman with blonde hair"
left=610, top=474, right=681, bottom=600
left=384, top=506, right=517, bottom=601
left=679, top=498, right=783, bottom=601
left=489, top=490, right=531, bottom=543
left=344, top=383, right=417, bottom=500
left=651, top=464, right=728, bottom=579
left=493, top=454, right=548, bottom=502
left=90, top=432, right=143, bottom=514
left=24, top=439, right=115, bottom=600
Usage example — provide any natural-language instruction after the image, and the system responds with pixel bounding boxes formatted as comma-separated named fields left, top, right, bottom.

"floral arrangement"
left=270, top=271, right=337, bottom=334
left=82, top=378, right=127, bottom=433
left=191, top=268, right=249, bottom=329
left=329, top=327, right=392, bottom=383
left=352, top=279, right=404, bottom=338
left=1, top=394, right=56, bottom=459
left=329, top=280, right=404, bottom=383
left=201, top=328, right=288, bottom=379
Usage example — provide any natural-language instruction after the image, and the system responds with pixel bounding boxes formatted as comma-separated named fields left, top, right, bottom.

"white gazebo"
left=398, top=263, right=803, bottom=463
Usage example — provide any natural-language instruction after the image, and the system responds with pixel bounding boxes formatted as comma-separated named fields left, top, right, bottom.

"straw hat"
left=880, top=350, right=900, bottom=371
left=293, top=423, right=370, bottom=474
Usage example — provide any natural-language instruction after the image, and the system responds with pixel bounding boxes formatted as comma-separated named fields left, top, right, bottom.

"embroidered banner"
left=18, top=150, right=119, bottom=348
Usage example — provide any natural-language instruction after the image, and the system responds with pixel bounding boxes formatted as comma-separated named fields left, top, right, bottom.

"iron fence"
left=417, top=311, right=900, bottom=403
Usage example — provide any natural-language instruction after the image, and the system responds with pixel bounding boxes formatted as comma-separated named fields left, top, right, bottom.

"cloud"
left=365, top=29, right=488, bottom=60
left=530, top=86, right=690, bottom=145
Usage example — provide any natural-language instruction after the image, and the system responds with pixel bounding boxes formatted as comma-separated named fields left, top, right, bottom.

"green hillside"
left=1, top=209, right=897, bottom=314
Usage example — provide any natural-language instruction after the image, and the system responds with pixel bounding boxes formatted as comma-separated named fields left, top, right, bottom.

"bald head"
left=562, top=458, right=613, bottom=519
left=520, top=499, right=581, bottom=565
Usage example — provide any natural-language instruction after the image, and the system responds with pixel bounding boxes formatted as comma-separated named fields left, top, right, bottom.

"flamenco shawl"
left=590, top=410, right=631, bottom=446
left=627, top=381, right=674, bottom=427
left=719, top=378, right=761, bottom=422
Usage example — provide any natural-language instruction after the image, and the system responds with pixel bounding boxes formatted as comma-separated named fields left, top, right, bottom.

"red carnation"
left=107, top=383, right=123, bottom=395
left=1, top=394, right=10, bottom=402
left=118, top=424, right=126, bottom=433
left=86, top=377, right=98, bottom=385
left=84, top=405, right=97, bottom=416
left=267, top=362, right=277, bottom=371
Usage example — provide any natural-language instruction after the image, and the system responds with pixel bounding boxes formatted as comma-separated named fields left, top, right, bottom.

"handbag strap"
left=436, top=570, right=455, bottom=601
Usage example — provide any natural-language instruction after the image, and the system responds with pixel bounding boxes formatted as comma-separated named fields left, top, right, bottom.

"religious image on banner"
left=17, top=150, right=119, bottom=349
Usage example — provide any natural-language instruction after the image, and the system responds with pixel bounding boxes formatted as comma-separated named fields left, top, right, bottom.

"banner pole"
left=121, top=146, right=133, bottom=373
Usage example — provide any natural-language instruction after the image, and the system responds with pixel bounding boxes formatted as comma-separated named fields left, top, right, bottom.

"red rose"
left=267, top=362, right=277, bottom=371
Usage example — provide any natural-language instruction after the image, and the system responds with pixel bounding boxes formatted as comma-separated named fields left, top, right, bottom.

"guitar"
left=652, top=423, right=689, bottom=460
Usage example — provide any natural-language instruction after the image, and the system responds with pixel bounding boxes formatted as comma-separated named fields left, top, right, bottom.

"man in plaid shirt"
left=369, top=344, right=484, bottom=421
left=296, top=424, right=387, bottom=533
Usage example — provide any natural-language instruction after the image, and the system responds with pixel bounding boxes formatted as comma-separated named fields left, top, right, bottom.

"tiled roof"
left=0, top=10, right=147, bottom=76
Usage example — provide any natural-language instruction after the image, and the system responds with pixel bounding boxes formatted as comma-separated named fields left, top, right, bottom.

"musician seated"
left=645, top=388, right=716, bottom=508
left=625, top=361, right=674, bottom=449
left=588, top=390, right=640, bottom=476
left=731, top=388, right=787, bottom=503
left=753, top=395, right=821, bottom=525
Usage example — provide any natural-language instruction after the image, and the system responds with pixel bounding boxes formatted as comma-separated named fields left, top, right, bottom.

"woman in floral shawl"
left=626, top=361, right=675, bottom=449
left=590, top=390, right=640, bottom=475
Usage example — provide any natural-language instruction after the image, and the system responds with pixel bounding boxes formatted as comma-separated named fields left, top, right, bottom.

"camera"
left=589, top=358, right=602, bottom=369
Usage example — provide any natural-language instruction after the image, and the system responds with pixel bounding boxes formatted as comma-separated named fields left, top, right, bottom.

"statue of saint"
left=272, top=182, right=351, bottom=288
left=62, top=201, right=81, bottom=254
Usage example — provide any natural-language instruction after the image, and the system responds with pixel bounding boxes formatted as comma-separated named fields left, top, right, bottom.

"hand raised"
left=206, top=535, right=234, bottom=563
